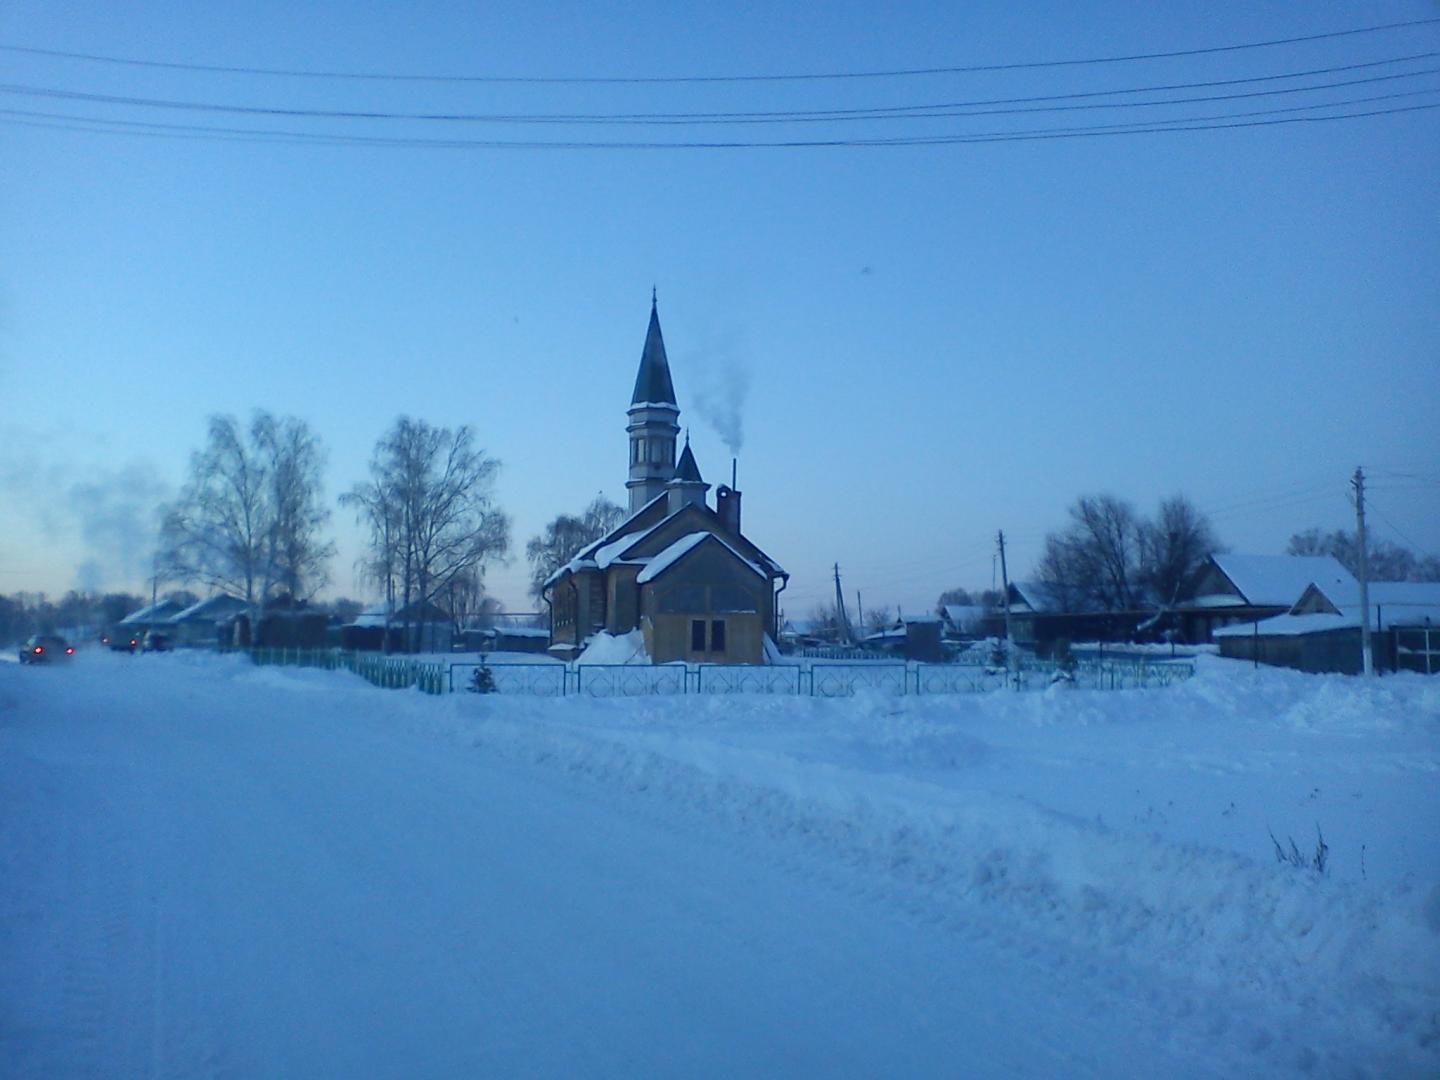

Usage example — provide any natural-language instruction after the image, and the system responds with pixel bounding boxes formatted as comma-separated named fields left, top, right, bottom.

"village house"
left=542, top=297, right=787, bottom=664
left=1215, top=577, right=1440, bottom=674
left=1174, top=553, right=1356, bottom=643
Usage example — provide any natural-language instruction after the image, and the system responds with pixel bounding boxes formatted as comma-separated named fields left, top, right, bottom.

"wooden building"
left=543, top=297, right=787, bottom=664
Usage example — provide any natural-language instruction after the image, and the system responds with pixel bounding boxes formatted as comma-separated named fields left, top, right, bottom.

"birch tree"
left=160, top=412, right=334, bottom=640
left=525, top=495, right=625, bottom=603
left=345, top=417, right=510, bottom=651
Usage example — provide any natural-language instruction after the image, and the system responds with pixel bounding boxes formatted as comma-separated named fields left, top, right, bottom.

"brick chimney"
left=716, top=484, right=741, bottom=535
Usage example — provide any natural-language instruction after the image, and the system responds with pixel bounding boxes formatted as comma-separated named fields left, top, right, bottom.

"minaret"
left=666, top=434, right=710, bottom=514
left=626, top=292, right=681, bottom=513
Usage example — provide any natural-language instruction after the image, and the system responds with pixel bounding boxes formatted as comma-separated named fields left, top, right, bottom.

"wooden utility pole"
left=833, top=563, right=853, bottom=645
left=997, top=530, right=1016, bottom=685
left=1353, top=467, right=1374, bottom=676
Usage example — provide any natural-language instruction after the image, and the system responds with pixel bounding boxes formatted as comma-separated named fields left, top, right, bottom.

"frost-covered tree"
left=526, top=495, right=625, bottom=604
left=159, top=412, right=334, bottom=636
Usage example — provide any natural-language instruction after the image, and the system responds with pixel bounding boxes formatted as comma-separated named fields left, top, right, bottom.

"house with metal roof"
left=542, top=296, right=787, bottom=664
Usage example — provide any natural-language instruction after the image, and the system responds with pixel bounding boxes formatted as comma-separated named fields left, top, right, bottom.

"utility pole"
left=833, top=563, right=853, bottom=646
left=1353, top=467, right=1374, bottom=676
left=856, top=590, right=863, bottom=635
left=997, top=530, right=1016, bottom=686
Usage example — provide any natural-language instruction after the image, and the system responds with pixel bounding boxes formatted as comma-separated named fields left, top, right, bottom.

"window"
left=691, top=619, right=706, bottom=652
left=710, top=619, right=726, bottom=653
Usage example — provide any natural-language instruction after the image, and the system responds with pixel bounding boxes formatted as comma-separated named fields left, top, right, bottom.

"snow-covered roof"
left=119, top=599, right=185, bottom=625
left=350, top=600, right=450, bottom=628
left=1009, top=581, right=1081, bottom=614
left=1215, top=600, right=1440, bottom=638
left=544, top=494, right=785, bottom=590
left=636, top=532, right=766, bottom=585
left=169, top=595, right=247, bottom=623
left=1304, top=580, right=1440, bottom=614
left=1208, top=554, right=1355, bottom=608
left=542, top=494, right=671, bottom=589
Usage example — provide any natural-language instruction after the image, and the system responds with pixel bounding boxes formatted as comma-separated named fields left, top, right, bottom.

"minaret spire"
left=626, top=294, right=681, bottom=512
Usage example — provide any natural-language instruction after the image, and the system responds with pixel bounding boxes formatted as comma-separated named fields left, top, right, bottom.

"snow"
left=3, top=649, right=1438, bottom=1077
left=168, top=594, right=246, bottom=623
left=1209, top=553, right=1356, bottom=608
left=574, top=629, right=651, bottom=664
left=636, top=531, right=765, bottom=584
left=116, top=599, right=183, bottom=625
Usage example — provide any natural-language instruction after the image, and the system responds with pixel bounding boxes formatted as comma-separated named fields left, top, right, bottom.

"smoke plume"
left=684, top=329, right=751, bottom=458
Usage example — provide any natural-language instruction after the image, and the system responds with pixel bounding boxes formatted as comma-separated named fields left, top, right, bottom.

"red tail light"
left=66, top=647, right=75, bottom=655
left=33, top=646, right=43, bottom=654
left=130, top=639, right=138, bottom=647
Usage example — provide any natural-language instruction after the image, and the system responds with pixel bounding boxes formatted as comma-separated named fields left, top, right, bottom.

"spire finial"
left=651, top=285, right=657, bottom=308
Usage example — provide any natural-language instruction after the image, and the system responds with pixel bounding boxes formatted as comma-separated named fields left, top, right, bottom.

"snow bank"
left=575, top=630, right=651, bottom=665
left=401, top=658, right=1440, bottom=1074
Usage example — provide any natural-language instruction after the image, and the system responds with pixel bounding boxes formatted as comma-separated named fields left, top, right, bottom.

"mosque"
left=542, top=297, right=787, bottom=664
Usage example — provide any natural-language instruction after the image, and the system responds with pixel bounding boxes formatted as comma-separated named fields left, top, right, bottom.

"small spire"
left=651, top=285, right=657, bottom=308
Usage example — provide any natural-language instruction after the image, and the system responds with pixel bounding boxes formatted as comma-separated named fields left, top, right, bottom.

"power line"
left=5, top=98, right=1435, bottom=150
left=2, top=55, right=1434, bottom=125
left=1364, top=497, right=1426, bottom=551
left=2, top=18, right=1435, bottom=84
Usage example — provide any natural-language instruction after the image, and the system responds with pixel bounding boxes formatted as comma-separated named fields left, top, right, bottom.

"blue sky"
left=2, top=2, right=1437, bottom=618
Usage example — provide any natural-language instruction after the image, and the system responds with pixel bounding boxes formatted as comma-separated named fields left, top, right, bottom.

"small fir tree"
left=469, top=662, right=497, bottom=694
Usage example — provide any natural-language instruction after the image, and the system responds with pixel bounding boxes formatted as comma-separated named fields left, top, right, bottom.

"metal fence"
left=247, top=647, right=447, bottom=695
left=245, top=648, right=1193, bottom=698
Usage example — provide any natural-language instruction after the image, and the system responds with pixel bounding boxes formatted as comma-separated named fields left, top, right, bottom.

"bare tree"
left=526, top=495, right=625, bottom=603
left=862, top=606, right=894, bottom=635
left=340, top=469, right=402, bottom=614
left=1037, top=494, right=1143, bottom=612
left=254, top=413, right=335, bottom=601
left=160, top=416, right=268, bottom=634
left=934, top=586, right=973, bottom=613
left=1287, top=527, right=1434, bottom=581
left=444, top=565, right=505, bottom=632
left=160, top=413, right=334, bottom=639
left=346, top=417, right=510, bottom=651
left=1138, top=495, right=1223, bottom=605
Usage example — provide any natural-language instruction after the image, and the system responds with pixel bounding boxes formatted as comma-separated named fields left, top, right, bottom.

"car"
left=108, top=631, right=141, bottom=652
left=142, top=630, right=172, bottom=652
left=18, top=634, right=75, bottom=663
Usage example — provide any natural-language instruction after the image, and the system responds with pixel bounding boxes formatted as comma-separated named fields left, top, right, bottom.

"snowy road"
left=2, top=652, right=1437, bottom=1078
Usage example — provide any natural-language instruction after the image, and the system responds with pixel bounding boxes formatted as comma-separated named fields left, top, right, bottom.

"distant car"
left=142, top=630, right=172, bottom=652
left=109, top=631, right=141, bottom=652
left=18, top=634, right=74, bottom=663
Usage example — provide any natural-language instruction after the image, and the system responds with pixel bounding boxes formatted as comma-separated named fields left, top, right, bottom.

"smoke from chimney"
left=685, top=331, right=750, bottom=457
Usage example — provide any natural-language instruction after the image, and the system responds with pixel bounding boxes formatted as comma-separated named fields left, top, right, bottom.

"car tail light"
left=66, top=647, right=75, bottom=655
left=33, top=646, right=43, bottom=654
left=129, top=639, right=138, bottom=647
